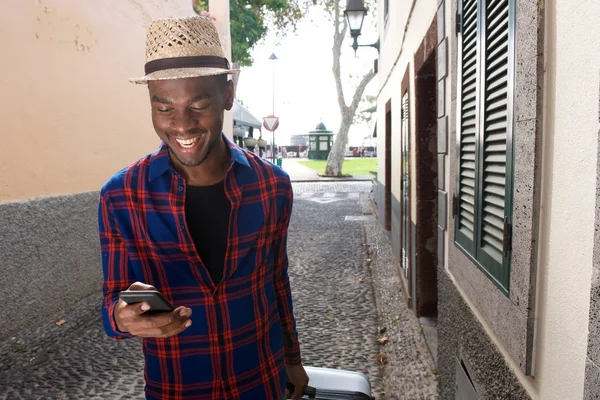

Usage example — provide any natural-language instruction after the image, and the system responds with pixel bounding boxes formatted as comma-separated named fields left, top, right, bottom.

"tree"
left=193, top=0, right=303, bottom=68
left=193, top=0, right=305, bottom=89
left=354, top=95, right=377, bottom=126
left=193, top=0, right=376, bottom=175
left=323, top=0, right=376, bottom=176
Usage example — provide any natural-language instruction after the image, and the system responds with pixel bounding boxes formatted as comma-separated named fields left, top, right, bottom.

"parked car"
left=286, top=151, right=297, bottom=158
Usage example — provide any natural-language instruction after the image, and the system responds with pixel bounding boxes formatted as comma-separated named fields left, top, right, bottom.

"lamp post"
left=269, top=52, right=278, bottom=164
left=344, top=0, right=380, bottom=56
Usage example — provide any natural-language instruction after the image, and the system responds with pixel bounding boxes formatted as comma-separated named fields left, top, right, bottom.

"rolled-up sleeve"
left=98, top=191, right=134, bottom=339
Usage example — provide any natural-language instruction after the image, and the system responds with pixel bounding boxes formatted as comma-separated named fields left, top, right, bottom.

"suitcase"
left=286, top=366, right=373, bottom=399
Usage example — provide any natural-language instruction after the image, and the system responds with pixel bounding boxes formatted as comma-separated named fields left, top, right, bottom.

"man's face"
left=148, top=75, right=234, bottom=167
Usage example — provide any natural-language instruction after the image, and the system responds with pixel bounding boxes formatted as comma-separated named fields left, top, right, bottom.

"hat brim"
left=129, top=67, right=240, bottom=84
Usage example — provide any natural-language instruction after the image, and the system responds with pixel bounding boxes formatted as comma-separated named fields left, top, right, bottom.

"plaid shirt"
left=99, top=135, right=300, bottom=400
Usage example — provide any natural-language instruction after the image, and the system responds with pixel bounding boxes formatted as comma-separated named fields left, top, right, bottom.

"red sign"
left=263, top=115, right=279, bottom=132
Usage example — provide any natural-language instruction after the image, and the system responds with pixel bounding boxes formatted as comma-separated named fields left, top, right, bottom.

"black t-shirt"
left=185, top=181, right=231, bottom=285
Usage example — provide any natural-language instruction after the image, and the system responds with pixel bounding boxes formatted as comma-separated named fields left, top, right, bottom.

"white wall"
left=377, top=0, right=438, bottom=220
left=379, top=0, right=600, bottom=398
left=531, top=0, right=600, bottom=398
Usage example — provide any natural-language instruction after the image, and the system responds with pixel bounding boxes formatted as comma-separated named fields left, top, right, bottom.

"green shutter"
left=401, top=92, right=409, bottom=277
left=455, top=0, right=479, bottom=256
left=476, top=0, right=513, bottom=291
left=455, top=0, right=514, bottom=294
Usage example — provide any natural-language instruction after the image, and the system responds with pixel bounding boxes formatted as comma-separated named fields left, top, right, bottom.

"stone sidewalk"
left=0, top=182, right=436, bottom=399
left=281, top=158, right=320, bottom=181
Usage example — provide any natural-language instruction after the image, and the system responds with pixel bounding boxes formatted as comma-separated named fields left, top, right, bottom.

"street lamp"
left=344, top=0, right=380, bottom=56
left=269, top=52, right=277, bottom=164
left=243, top=135, right=257, bottom=149
left=257, top=137, right=267, bottom=158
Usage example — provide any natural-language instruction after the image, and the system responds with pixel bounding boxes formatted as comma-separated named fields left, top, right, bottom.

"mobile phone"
left=119, top=290, right=175, bottom=313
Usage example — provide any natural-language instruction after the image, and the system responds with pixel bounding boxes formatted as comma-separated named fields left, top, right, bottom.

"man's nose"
left=170, top=110, right=196, bottom=134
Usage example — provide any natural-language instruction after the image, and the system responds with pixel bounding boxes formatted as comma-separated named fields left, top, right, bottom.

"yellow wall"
left=208, top=0, right=233, bottom=140
left=0, top=0, right=194, bottom=203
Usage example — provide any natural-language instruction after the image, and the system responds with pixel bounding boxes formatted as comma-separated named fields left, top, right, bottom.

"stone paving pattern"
left=0, top=182, right=437, bottom=399
left=360, top=195, right=438, bottom=399
left=287, top=183, right=383, bottom=399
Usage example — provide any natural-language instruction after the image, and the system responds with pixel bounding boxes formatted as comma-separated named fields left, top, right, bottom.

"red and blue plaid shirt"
left=99, top=135, right=301, bottom=400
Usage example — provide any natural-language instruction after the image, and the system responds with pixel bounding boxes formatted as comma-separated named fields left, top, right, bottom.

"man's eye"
left=191, top=104, right=210, bottom=111
left=157, top=108, right=173, bottom=113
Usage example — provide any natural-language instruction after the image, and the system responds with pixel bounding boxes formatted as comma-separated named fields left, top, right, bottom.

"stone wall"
left=437, top=267, right=531, bottom=399
left=0, top=193, right=101, bottom=340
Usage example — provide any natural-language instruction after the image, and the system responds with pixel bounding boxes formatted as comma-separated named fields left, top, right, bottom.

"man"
left=99, top=16, right=309, bottom=400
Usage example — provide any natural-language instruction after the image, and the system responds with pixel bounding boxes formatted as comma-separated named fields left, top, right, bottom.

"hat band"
left=144, top=56, right=231, bottom=75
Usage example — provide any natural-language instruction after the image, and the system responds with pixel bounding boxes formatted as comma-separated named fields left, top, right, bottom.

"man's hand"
left=286, top=363, right=309, bottom=400
left=114, top=282, right=192, bottom=338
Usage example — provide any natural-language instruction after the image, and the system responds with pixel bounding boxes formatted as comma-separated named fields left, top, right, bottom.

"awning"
left=232, top=99, right=262, bottom=130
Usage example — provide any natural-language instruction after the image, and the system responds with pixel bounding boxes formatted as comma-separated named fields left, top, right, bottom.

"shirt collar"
left=148, top=133, right=251, bottom=182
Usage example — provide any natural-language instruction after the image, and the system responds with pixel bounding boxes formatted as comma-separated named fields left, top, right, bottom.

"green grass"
left=298, top=158, right=377, bottom=176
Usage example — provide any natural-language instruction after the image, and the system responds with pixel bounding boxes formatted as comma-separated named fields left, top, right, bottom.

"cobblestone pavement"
left=287, top=182, right=383, bottom=398
left=0, top=181, right=436, bottom=399
left=359, top=196, right=438, bottom=400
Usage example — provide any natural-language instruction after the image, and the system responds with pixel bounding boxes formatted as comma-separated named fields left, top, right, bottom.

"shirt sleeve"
left=273, top=179, right=302, bottom=365
left=98, top=192, right=135, bottom=339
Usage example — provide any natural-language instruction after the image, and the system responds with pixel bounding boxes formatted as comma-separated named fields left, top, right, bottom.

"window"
left=454, top=0, right=514, bottom=294
left=401, top=92, right=409, bottom=278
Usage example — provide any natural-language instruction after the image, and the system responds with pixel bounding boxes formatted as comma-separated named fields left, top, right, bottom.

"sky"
left=235, top=4, right=379, bottom=147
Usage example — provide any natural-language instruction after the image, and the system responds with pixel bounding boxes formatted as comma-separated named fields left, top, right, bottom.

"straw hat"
left=130, top=16, right=239, bottom=84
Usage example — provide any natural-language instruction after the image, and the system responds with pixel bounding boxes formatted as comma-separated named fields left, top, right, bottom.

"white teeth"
left=176, top=137, right=199, bottom=147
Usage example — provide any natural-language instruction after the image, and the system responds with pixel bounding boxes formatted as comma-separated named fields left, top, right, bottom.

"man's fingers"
left=178, top=319, right=192, bottom=333
left=113, top=299, right=149, bottom=331
left=139, top=307, right=188, bottom=329
left=137, top=302, right=151, bottom=314
left=158, top=311, right=192, bottom=337
left=139, top=316, right=192, bottom=338
left=176, top=306, right=192, bottom=318
left=127, top=281, right=156, bottom=291
left=117, top=300, right=151, bottom=316
left=131, top=307, right=192, bottom=338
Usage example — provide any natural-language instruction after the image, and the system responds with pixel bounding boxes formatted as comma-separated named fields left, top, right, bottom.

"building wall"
left=585, top=125, right=600, bottom=399
left=0, top=0, right=196, bottom=202
left=377, top=0, right=600, bottom=397
left=438, top=0, right=600, bottom=399
left=533, top=0, right=600, bottom=397
left=376, top=0, right=438, bottom=239
left=443, top=0, right=545, bottom=386
left=438, top=264, right=530, bottom=399
left=437, top=0, right=539, bottom=394
left=0, top=0, right=196, bottom=341
left=208, top=0, right=233, bottom=139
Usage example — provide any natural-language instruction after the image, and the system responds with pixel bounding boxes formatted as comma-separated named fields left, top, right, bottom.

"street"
left=0, top=182, right=437, bottom=399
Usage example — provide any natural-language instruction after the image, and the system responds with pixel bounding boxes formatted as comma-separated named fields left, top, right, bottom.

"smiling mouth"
left=175, top=136, right=200, bottom=148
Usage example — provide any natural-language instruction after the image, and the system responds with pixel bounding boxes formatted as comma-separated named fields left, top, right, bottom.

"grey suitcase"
left=287, top=366, right=373, bottom=399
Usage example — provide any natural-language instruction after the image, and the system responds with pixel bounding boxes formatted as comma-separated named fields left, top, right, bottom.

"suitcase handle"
left=286, top=382, right=317, bottom=399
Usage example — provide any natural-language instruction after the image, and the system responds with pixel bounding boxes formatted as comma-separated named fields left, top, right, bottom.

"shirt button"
left=178, top=186, right=184, bottom=192
left=180, top=224, right=185, bottom=229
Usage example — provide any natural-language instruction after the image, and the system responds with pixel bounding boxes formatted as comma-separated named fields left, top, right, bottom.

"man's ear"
left=224, top=80, right=235, bottom=111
